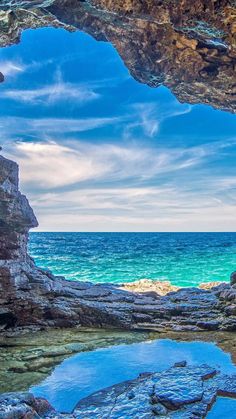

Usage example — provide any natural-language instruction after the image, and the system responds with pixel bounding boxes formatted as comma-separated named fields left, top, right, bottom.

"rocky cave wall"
left=0, top=0, right=235, bottom=112
left=0, top=156, right=38, bottom=261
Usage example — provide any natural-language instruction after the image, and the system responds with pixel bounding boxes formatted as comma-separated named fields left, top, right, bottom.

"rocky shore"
left=0, top=153, right=236, bottom=336
left=1, top=362, right=236, bottom=418
left=0, top=1, right=236, bottom=113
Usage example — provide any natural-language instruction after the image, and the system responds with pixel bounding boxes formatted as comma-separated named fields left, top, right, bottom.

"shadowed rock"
left=0, top=154, right=236, bottom=335
left=0, top=1, right=235, bottom=112
left=231, top=271, right=236, bottom=286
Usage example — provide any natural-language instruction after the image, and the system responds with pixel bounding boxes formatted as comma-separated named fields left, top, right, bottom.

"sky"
left=0, top=27, right=236, bottom=232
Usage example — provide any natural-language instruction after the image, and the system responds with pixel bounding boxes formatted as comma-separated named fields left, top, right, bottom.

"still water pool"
left=31, top=339, right=236, bottom=414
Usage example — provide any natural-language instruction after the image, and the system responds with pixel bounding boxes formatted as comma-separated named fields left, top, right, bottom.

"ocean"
left=29, top=232, right=236, bottom=287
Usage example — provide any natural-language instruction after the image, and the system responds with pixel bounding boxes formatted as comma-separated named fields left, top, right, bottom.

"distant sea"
left=29, top=232, right=236, bottom=287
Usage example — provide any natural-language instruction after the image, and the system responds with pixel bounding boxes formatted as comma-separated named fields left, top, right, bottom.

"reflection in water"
left=31, top=339, right=236, bottom=413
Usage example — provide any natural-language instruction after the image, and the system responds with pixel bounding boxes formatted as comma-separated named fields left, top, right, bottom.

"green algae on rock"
left=0, top=328, right=236, bottom=396
left=0, top=328, right=150, bottom=393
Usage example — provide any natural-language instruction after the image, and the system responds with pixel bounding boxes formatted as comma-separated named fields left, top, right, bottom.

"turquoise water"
left=29, top=232, right=236, bottom=286
left=31, top=338, right=236, bottom=413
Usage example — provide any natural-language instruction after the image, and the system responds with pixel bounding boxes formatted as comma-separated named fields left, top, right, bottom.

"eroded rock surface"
left=0, top=1, right=235, bottom=112
left=1, top=364, right=236, bottom=418
left=0, top=154, right=236, bottom=335
left=74, top=364, right=236, bottom=418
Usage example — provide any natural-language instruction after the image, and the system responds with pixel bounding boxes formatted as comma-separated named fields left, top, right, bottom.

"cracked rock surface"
left=0, top=1, right=235, bottom=112
left=1, top=363, right=236, bottom=418
left=73, top=364, right=236, bottom=418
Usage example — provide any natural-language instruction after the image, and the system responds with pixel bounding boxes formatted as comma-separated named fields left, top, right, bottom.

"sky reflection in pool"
left=31, top=339, right=236, bottom=413
left=207, top=397, right=236, bottom=418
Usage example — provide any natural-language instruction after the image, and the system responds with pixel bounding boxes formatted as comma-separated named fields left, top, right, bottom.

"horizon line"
left=30, top=231, right=236, bottom=233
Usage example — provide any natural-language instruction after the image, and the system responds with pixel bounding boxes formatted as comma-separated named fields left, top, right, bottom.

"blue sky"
left=1, top=27, right=236, bottom=231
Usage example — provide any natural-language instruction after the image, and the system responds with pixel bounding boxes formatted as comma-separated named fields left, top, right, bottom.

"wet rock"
left=151, top=403, right=167, bottom=415
left=73, top=364, right=236, bottom=418
left=0, top=328, right=151, bottom=393
left=225, top=304, right=236, bottom=316
left=0, top=392, right=54, bottom=418
left=174, top=361, right=187, bottom=368
left=3, top=364, right=235, bottom=418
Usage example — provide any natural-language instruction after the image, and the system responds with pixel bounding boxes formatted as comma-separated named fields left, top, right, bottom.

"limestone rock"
left=121, top=279, right=179, bottom=296
left=74, top=364, right=236, bottom=418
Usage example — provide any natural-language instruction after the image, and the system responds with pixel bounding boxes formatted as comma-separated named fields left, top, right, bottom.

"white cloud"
left=5, top=139, right=211, bottom=190
left=0, top=60, right=25, bottom=77
left=124, top=101, right=192, bottom=139
left=31, top=186, right=236, bottom=232
left=3, top=137, right=233, bottom=232
left=8, top=141, right=111, bottom=188
left=0, top=115, right=120, bottom=139
left=0, top=95, right=192, bottom=143
left=3, top=82, right=98, bottom=105
left=2, top=70, right=99, bottom=105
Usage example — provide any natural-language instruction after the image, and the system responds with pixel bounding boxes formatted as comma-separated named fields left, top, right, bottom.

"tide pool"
left=31, top=338, right=236, bottom=413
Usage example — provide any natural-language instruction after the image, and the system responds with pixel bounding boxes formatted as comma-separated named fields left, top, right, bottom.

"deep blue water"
left=31, top=338, right=236, bottom=413
left=29, top=232, right=236, bottom=286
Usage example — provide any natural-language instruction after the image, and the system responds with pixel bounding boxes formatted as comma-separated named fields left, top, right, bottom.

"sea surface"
left=29, top=232, right=236, bottom=287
